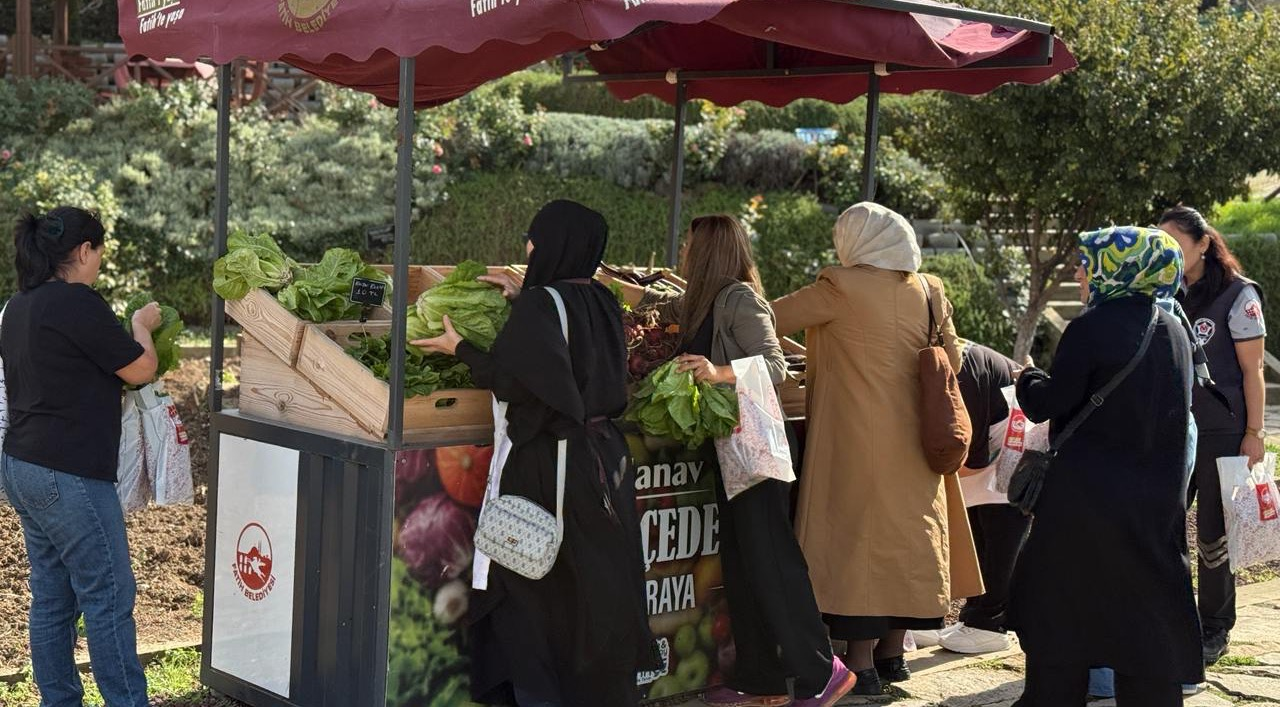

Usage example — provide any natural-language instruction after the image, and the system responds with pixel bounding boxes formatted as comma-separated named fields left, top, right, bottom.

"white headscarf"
left=833, top=202, right=921, bottom=272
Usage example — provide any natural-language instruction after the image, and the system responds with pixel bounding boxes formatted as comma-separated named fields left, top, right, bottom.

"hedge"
left=490, top=71, right=680, bottom=122
left=414, top=170, right=1009, bottom=334
left=1217, top=199, right=1280, bottom=236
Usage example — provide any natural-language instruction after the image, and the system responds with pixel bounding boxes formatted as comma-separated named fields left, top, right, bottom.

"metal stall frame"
left=200, top=56, right=434, bottom=707
left=561, top=0, right=1059, bottom=267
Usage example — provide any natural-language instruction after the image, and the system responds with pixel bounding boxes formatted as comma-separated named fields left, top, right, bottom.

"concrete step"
left=1051, top=281, right=1079, bottom=301
left=1046, top=300, right=1086, bottom=320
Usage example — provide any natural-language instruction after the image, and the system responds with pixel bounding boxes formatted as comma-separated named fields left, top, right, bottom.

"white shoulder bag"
left=473, top=287, right=569, bottom=581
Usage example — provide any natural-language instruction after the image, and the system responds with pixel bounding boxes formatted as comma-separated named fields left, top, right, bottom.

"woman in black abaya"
left=415, top=200, right=655, bottom=706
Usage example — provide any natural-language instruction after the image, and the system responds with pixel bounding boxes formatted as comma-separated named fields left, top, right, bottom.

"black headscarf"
left=521, top=200, right=609, bottom=289
left=491, top=200, right=626, bottom=434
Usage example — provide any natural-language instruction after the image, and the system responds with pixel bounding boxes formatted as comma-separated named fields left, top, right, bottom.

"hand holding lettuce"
left=410, top=260, right=510, bottom=351
left=625, top=360, right=738, bottom=450
left=121, top=291, right=183, bottom=382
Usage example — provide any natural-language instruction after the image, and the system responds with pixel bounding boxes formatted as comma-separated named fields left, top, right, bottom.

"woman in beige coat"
left=772, top=203, right=982, bottom=696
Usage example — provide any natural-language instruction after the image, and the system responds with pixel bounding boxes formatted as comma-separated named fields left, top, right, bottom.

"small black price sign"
left=349, top=277, right=388, bottom=307
left=365, top=224, right=395, bottom=250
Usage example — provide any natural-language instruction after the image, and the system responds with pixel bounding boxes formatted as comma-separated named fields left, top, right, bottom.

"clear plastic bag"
left=1216, top=453, right=1280, bottom=572
left=138, top=384, right=194, bottom=506
left=714, top=356, right=795, bottom=500
left=116, top=390, right=150, bottom=513
left=991, top=385, right=1049, bottom=494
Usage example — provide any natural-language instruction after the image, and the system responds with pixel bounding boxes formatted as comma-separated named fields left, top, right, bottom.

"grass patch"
left=971, top=657, right=1024, bottom=673
left=1214, top=655, right=1263, bottom=667
left=0, top=648, right=238, bottom=707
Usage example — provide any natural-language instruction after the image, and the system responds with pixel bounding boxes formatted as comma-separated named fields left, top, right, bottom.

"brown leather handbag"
left=915, top=274, right=971, bottom=475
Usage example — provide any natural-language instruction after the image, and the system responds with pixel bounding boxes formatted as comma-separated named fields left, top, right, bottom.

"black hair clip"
left=41, top=215, right=65, bottom=238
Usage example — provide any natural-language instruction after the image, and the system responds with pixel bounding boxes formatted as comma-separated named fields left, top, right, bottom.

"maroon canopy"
left=586, top=0, right=1077, bottom=105
left=117, top=0, right=733, bottom=106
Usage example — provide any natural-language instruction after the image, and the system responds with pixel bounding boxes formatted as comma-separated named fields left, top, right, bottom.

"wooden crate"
left=294, top=321, right=494, bottom=440
left=238, top=334, right=382, bottom=442
left=229, top=265, right=494, bottom=441
left=225, top=288, right=306, bottom=366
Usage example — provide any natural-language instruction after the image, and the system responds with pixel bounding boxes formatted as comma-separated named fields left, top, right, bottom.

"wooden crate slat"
left=295, top=324, right=392, bottom=435
left=238, top=334, right=382, bottom=442
left=404, top=389, right=494, bottom=430
left=224, top=288, right=304, bottom=365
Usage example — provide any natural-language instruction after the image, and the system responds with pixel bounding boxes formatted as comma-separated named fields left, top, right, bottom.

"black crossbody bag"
left=1008, top=307, right=1159, bottom=516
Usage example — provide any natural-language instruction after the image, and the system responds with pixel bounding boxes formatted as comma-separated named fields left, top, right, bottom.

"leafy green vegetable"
left=625, top=360, right=738, bottom=449
left=414, top=260, right=510, bottom=351
left=386, top=557, right=469, bottom=707
left=212, top=232, right=297, bottom=301
left=277, top=248, right=391, bottom=323
left=346, top=333, right=473, bottom=398
left=121, top=291, right=183, bottom=381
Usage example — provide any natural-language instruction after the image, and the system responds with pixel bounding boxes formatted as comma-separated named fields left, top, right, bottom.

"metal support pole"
left=861, top=72, right=881, bottom=202
left=387, top=56, right=416, bottom=450
left=665, top=82, right=688, bottom=269
left=210, top=63, right=233, bottom=414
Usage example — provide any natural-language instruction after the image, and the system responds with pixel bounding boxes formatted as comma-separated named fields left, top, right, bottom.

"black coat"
left=459, top=201, right=655, bottom=706
left=1011, top=295, right=1203, bottom=683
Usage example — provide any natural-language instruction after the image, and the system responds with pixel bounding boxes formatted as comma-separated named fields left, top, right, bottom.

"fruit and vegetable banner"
left=386, top=436, right=727, bottom=706
left=629, top=433, right=728, bottom=702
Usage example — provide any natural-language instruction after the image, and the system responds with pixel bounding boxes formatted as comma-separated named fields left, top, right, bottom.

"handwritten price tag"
left=349, top=277, right=387, bottom=307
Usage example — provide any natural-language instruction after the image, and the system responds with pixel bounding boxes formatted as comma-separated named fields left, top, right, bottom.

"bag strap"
left=915, top=273, right=942, bottom=347
left=1050, top=306, right=1159, bottom=453
left=543, top=287, right=570, bottom=535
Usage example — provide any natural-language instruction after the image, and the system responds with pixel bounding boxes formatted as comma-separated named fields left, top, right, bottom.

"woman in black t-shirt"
left=1, top=207, right=161, bottom=707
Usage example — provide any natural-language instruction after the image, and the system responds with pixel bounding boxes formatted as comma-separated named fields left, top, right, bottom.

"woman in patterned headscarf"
left=1009, top=227, right=1202, bottom=707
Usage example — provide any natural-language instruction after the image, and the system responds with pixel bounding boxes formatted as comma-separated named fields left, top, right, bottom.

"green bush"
left=920, top=254, right=1017, bottom=356
left=1216, top=199, right=1280, bottom=236
left=716, top=130, right=811, bottom=191
left=1228, top=233, right=1280, bottom=359
left=0, top=78, right=96, bottom=144
left=490, top=71, right=678, bottom=122
left=0, top=153, right=121, bottom=300
left=525, top=113, right=670, bottom=190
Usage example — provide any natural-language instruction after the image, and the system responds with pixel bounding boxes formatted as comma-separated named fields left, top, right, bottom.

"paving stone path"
left=674, top=580, right=1280, bottom=707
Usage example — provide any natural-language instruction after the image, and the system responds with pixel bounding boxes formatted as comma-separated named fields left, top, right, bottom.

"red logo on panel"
left=233, top=522, right=276, bottom=601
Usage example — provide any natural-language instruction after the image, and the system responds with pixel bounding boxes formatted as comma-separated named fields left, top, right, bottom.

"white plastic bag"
left=991, top=385, right=1049, bottom=494
left=714, top=356, right=796, bottom=500
left=138, top=383, right=194, bottom=506
left=116, top=390, right=150, bottom=513
left=1216, top=453, right=1280, bottom=572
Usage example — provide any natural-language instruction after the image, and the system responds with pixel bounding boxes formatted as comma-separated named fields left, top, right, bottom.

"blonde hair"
left=678, top=214, right=764, bottom=348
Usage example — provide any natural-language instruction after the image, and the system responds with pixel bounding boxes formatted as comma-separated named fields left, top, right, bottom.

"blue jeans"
left=1, top=454, right=148, bottom=706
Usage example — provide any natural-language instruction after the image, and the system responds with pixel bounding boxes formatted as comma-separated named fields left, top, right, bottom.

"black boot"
left=852, top=668, right=883, bottom=696
left=875, top=655, right=911, bottom=683
left=1203, top=629, right=1231, bottom=666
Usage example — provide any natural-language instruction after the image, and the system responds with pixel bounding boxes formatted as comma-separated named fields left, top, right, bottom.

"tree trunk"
left=1012, top=257, right=1060, bottom=365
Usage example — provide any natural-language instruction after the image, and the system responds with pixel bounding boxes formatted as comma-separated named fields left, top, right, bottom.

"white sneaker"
left=912, top=623, right=963, bottom=649
left=939, top=626, right=1012, bottom=655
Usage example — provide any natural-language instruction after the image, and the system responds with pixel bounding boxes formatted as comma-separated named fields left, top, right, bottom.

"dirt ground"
left=0, top=357, right=238, bottom=672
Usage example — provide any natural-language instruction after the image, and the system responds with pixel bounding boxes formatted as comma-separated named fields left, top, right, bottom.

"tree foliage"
left=916, top=0, right=1280, bottom=358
